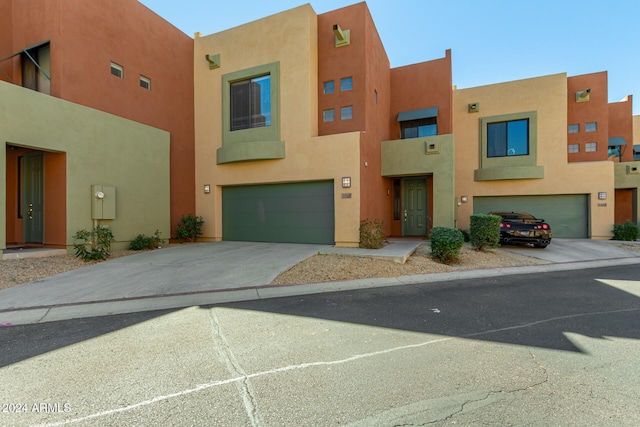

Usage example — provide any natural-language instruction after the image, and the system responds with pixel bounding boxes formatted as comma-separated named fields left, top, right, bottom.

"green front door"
left=23, top=152, right=44, bottom=243
left=402, top=177, right=427, bottom=236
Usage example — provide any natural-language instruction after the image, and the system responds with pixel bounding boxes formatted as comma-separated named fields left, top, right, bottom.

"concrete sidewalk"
left=1, top=238, right=639, bottom=326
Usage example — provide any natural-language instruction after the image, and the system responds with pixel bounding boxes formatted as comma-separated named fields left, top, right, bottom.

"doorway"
left=402, top=177, right=427, bottom=236
left=22, top=152, right=44, bottom=243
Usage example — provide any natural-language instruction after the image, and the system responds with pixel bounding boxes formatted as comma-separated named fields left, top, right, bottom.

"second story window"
left=341, top=106, right=353, bottom=120
left=21, top=42, right=50, bottom=94
left=230, top=74, right=271, bottom=131
left=323, top=109, right=334, bottom=122
left=340, top=76, right=352, bottom=91
left=585, top=122, right=597, bottom=132
left=568, top=124, right=579, bottom=133
left=323, top=81, right=334, bottom=94
left=487, top=119, right=529, bottom=157
left=110, top=62, right=123, bottom=78
left=139, top=75, right=151, bottom=90
left=401, top=117, right=437, bottom=139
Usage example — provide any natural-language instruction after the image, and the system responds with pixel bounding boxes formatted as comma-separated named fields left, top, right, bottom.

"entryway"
left=22, top=152, right=44, bottom=243
left=402, top=177, right=428, bottom=236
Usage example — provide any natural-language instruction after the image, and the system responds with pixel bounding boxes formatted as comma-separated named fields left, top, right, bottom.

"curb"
left=2, top=257, right=640, bottom=327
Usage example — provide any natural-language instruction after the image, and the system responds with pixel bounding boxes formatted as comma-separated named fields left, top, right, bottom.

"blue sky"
left=139, top=0, right=640, bottom=115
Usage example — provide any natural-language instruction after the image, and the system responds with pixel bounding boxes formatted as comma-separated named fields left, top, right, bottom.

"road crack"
left=208, top=309, right=265, bottom=427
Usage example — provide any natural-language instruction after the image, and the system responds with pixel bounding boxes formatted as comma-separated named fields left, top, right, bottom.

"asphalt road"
left=1, top=265, right=639, bottom=426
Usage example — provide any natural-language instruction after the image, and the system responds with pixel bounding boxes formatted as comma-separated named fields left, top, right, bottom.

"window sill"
left=217, top=140, right=285, bottom=164
left=474, top=165, right=544, bottom=181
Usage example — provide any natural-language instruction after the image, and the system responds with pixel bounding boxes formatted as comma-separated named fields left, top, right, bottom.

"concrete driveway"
left=499, top=238, right=640, bottom=263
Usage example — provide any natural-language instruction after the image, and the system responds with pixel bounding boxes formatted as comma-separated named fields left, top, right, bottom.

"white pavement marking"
left=38, top=305, right=640, bottom=426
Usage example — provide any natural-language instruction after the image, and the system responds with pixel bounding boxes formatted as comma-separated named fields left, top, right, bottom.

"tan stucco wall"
left=453, top=73, right=615, bottom=239
left=194, top=5, right=362, bottom=246
left=0, top=81, right=171, bottom=251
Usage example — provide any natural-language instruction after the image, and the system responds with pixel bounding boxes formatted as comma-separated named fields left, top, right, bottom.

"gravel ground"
left=0, top=243, right=550, bottom=291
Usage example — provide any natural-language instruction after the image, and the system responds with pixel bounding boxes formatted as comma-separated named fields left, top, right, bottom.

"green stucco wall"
left=381, top=134, right=456, bottom=228
left=0, top=81, right=171, bottom=251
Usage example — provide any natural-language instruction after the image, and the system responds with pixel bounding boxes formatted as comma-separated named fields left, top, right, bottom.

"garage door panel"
left=223, top=181, right=335, bottom=244
left=473, top=195, right=588, bottom=238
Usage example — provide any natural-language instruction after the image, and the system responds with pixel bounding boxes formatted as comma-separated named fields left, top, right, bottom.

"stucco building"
left=2, top=1, right=638, bottom=256
left=0, top=0, right=194, bottom=253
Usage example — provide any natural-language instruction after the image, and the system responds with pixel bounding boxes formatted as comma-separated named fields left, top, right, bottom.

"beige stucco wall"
left=194, top=5, right=362, bottom=246
left=0, top=81, right=171, bottom=251
left=453, top=73, right=614, bottom=239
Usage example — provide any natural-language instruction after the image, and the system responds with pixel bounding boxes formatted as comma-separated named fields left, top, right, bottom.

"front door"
left=402, top=177, right=427, bottom=236
left=23, top=152, right=44, bottom=243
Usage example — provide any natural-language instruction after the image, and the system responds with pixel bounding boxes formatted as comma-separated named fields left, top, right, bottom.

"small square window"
left=585, top=142, right=597, bottom=152
left=140, top=75, right=151, bottom=90
left=568, top=124, right=579, bottom=133
left=323, top=81, right=334, bottom=94
left=110, top=62, right=123, bottom=78
left=585, top=122, right=597, bottom=132
left=568, top=144, right=580, bottom=153
left=340, top=77, right=353, bottom=91
left=341, top=106, right=353, bottom=120
left=323, top=109, right=334, bottom=122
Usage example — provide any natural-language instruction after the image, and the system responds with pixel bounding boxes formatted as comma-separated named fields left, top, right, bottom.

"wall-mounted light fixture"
left=461, top=196, right=468, bottom=203
left=205, top=53, right=220, bottom=70
left=342, top=177, right=351, bottom=188
left=204, top=184, right=211, bottom=194
left=576, top=88, right=591, bottom=103
left=598, top=192, right=607, bottom=200
left=468, top=102, right=480, bottom=113
left=333, top=24, right=351, bottom=47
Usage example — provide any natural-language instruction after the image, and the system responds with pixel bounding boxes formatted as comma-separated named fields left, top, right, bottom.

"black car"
left=489, top=211, right=552, bottom=248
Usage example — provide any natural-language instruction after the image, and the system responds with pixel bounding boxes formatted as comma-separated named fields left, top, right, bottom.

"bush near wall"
left=612, top=221, right=640, bottom=241
left=359, top=219, right=385, bottom=249
left=470, top=214, right=501, bottom=251
left=430, top=227, right=464, bottom=264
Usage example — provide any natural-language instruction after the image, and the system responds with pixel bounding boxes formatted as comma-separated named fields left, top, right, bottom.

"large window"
left=230, top=74, right=271, bottom=131
left=401, top=117, right=437, bottom=139
left=487, top=119, right=529, bottom=157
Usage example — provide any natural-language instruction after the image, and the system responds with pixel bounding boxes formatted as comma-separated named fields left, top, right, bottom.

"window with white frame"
left=139, top=75, right=151, bottom=90
left=110, top=62, right=123, bottom=78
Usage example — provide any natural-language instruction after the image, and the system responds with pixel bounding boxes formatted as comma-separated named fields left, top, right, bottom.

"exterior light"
left=204, top=184, right=211, bottom=194
left=342, top=177, right=351, bottom=188
left=461, top=196, right=468, bottom=203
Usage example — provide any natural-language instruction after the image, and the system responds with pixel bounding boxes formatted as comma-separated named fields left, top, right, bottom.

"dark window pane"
left=418, top=124, right=437, bottom=137
left=230, top=74, right=271, bottom=131
left=487, top=122, right=507, bottom=157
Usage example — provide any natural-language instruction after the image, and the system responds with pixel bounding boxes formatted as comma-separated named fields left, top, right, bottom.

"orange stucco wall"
left=608, top=95, right=634, bottom=162
left=390, top=51, right=453, bottom=137
left=567, top=72, right=609, bottom=162
left=2, top=0, right=195, bottom=234
left=318, top=3, right=394, bottom=234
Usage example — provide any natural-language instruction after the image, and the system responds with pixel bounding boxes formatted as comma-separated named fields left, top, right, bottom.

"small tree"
left=470, top=214, right=501, bottom=251
left=73, top=225, right=114, bottom=261
left=176, top=214, right=205, bottom=242
left=430, top=227, right=464, bottom=264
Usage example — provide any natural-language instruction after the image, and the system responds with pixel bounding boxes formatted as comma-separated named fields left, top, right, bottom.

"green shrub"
left=130, top=229, right=166, bottom=250
left=359, top=219, right=385, bottom=249
left=176, top=214, right=205, bottom=242
left=612, top=221, right=640, bottom=241
left=73, top=225, right=114, bottom=261
left=430, top=226, right=464, bottom=264
left=470, top=214, right=501, bottom=250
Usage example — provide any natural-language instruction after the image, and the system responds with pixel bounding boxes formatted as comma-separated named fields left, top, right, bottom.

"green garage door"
left=223, top=181, right=335, bottom=244
left=474, top=195, right=589, bottom=238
